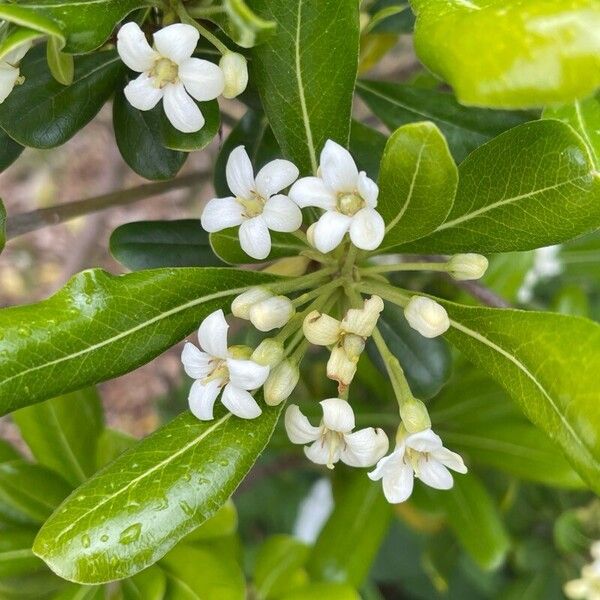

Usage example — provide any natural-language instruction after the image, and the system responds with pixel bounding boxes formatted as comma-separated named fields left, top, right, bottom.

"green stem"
left=291, top=279, right=340, bottom=308
left=268, top=266, right=336, bottom=296
left=177, top=3, right=229, bottom=54
left=357, top=279, right=411, bottom=308
left=361, top=261, right=448, bottom=275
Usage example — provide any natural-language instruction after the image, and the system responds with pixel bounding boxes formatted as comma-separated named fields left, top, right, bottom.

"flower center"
left=337, top=192, right=365, bottom=216
left=237, top=193, right=266, bottom=218
left=405, top=448, right=429, bottom=477
left=150, top=57, right=179, bottom=88
left=322, top=429, right=345, bottom=470
left=202, top=359, right=229, bottom=386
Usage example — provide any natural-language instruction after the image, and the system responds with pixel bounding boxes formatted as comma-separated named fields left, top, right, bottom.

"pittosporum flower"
left=404, top=296, right=450, bottom=338
left=181, top=309, right=269, bottom=420
left=232, top=287, right=295, bottom=331
left=285, top=398, right=389, bottom=469
left=369, top=428, right=467, bottom=503
left=289, top=140, right=385, bottom=253
left=564, top=542, right=600, bottom=600
left=448, top=253, right=489, bottom=280
left=117, top=22, right=224, bottom=133
left=219, top=52, right=248, bottom=99
left=201, top=146, right=302, bottom=260
left=0, top=42, right=32, bottom=103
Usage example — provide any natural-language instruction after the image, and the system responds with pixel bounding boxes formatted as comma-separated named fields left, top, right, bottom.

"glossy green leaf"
left=281, top=583, right=360, bottom=600
left=95, top=429, right=137, bottom=470
left=0, top=25, right=46, bottom=62
left=0, top=267, right=275, bottom=414
left=34, top=403, right=282, bottom=583
left=357, top=80, right=532, bottom=161
left=0, top=6, right=64, bottom=51
left=410, top=0, right=600, bottom=108
left=113, top=88, right=187, bottom=181
left=13, top=388, right=104, bottom=486
left=121, top=565, right=167, bottom=600
left=0, top=45, right=124, bottom=149
left=348, top=120, right=387, bottom=180
left=248, top=0, right=360, bottom=173
left=378, top=122, right=457, bottom=249
left=0, top=461, right=72, bottom=525
left=0, top=439, right=20, bottom=463
left=160, top=99, right=220, bottom=152
left=0, top=527, right=44, bottom=577
left=0, top=128, right=24, bottom=173
left=110, top=220, right=224, bottom=271
left=399, top=120, right=600, bottom=253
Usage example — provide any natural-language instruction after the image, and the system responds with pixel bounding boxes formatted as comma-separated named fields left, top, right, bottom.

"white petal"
left=181, top=342, right=213, bottom=379
left=382, top=463, right=414, bottom=503
left=262, top=195, right=303, bottom=232
left=188, top=379, right=222, bottom=421
left=349, top=208, right=385, bottom=251
left=226, top=146, right=255, bottom=199
left=0, top=63, right=19, bottom=103
left=4, top=41, right=32, bottom=66
left=227, top=358, right=269, bottom=390
left=320, top=398, right=355, bottom=433
left=368, top=447, right=405, bottom=481
left=433, top=447, right=468, bottom=474
left=405, top=429, right=443, bottom=453
left=179, top=57, right=224, bottom=101
left=221, top=383, right=262, bottom=419
left=239, top=217, right=271, bottom=260
left=305, top=439, right=339, bottom=466
left=404, top=296, right=450, bottom=339
left=163, top=82, right=204, bottom=133
left=417, top=458, right=454, bottom=490
left=153, top=23, right=199, bottom=64
left=117, top=22, right=157, bottom=72
left=255, top=160, right=299, bottom=199
left=312, top=211, right=351, bottom=254
left=197, top=309, right=229, bottom=359
left=201, top=197, right=244, bottom=232
left=123, top=72, right=163, bottom=111
left=288, top=177, right=336, bottom=210
left=285, top=405, right=321, bottom=444
left=319, top=140, right=358, bottom=193
left=357, top=171, right=379, bottom=207
left=341, top=428, right=389, bottom=467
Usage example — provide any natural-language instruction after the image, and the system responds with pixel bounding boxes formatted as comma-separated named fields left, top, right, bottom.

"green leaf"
left=13, top=388, right=104, bottom=486
left=367, top=302, right=451, bottom=400
left=307, top=473, right=391, bottom=587
left=0, top=45, right=123, bottom=148
left=348, top=120, right=387, bottom=180
left=0, top=128, right=24, bottom=173
left=0, top=527, right=44, bottom=578
left=0, top=25, right=46, bottom=62
left=113, top=87, right=187, bottom=181
left=399, top=120, right=600, bottom=253
left=281, top=583, right=360, bottom=600
left=95, top=429, right=136, bottom=470
left=46, top=36, right=74, bottom=85
left=110, top=220, right=224, bottom=271
left=378, top=122, right=457, bottom=249
left=357, top=80, right=532, bottom=161
left=0, top=267, right=275, bottom=414
left=33, top=404, right=282, bottom=583
left=183, top=501, right=237, bottom=542
left=0, top=461, right=72, bottom=525
left=121, top=565, right=167, bottom=600
left=0, top=7, right=65, bottom=51
left=0, top=571, right=66, bottom=599
left=410, top=0, right=600, bottom=108
left=160, top=99, right=220, bottom=152
left=0, top=439, right=20, bottom=463
left=543, top=93, right=600, bottom=170
left=248, top=0, right=360, bottom=173
left=52, top=584, right=104, bottom=600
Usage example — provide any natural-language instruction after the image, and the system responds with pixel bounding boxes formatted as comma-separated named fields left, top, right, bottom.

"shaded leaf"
left=160, top=99, right=220, bottom=153
left=0, top=128, right=24, bottom=174
left=348, top=120, right=386, bottom=180
left=281, top=583, right=360, bottom=600
left=0, top=526, right=44, bottom=578
left=0, top=439, right=20, bottom=463
left=95, top=429, right=136, bottom=470
left=121, top=565, right=167, bottom=600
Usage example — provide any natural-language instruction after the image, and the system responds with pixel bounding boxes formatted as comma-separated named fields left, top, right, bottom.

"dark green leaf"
left=0, top=45, right=124, bottom=148
left=0, top=267, right=275, bottom=414
left=34, top=403, right=282, bottom=583
left=160, top=99, right=220, bottom=152
left=248, top=0, right=360, bottom=173
left=13, top=388, right=104, bottom=486
left=121, top=565, right=167, bottom=600
left=0, top=128, right=24, bottom=173
left=0, top=527, right=44, bottom=578
left=110, top=220, right=224, bottom=271
left=348, top=120, right=386, bottom=180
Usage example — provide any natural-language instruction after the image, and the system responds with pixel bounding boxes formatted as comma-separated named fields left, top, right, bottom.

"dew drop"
left=100, top=534, right=109, bottom=542
left=81, top=534, right=91, bottom=548
left=119, top=523, right=142, bottom=545
left=218, top=459, right=229, bottom=467
left=182, top=473, right=191, bottom=482
left=179, top=501, right=194, bottom=516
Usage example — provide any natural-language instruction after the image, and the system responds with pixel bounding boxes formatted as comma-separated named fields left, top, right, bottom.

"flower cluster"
left=565, top=542, right=600, bottom=600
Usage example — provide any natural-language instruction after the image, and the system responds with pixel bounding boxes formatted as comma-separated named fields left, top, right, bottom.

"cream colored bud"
left=263, top=256, right=310, bottom=277
left=399, top=399, right=431, bottom=433
left=306, top=223, right=317, bottom=248
left=228, top=344, right=253, bottom=360
left=219, top=52, right=248, bottom=99
left=264, top=360, right=299, bottom=406
left=231, top=287, right=272, bottom=320
left=327, top=346, right=357, bottom=386
left=303, top=311, right=341, bottom=346
left=252, top=338, right=284, bottom=367
left=249, top=295, right=295, bottom=331
left=448, top=253, right=489, bottom=280
left=404, top=296, right=449, bottom=338
left=341, top=295, right=384, bottom=337
left=342, top=333, right=365, bottom=360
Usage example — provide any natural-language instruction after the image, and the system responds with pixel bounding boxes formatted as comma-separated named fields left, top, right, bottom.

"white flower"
left=219, top=52, right=248, bottom=99
left=0, top=42, right=32, bottom=103
left=201, top=146, right=302, bottom=260
left=448, top=253, right=489, bottom=280
left=117, top=22, right=224, bottom=133
left=369, top=428, right=467, bottom=504
left=285, top=398, right=389, bottom=469
left=289, top=140, right=385, bottom=253
left=181, top=309, right=269, bottom=420
left=565, top=542, right=600, bottom=600
left=404, top=296, right=450, bottom=338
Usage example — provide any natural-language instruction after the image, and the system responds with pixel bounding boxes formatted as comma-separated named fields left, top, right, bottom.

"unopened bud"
left=341, top=295, right=384, bottom=337
left=249, top=295, right=295, bottom=331
left=306, top=223, right=317, bottom=248
left=231, top=287, right=272, bottom=320
left=219, top=52, right=248, bottom=99
left=252, top=338, right=284, bottom=367
left=303, top=311, right=341, bottom=346
left=264, top=360, right=300, bottom=406
left=228, top=344, right=253, bottom=360
left=399, top=399, right=431, bottom=433
left=263, top=256, right=310, bottom=277
left=327, top=346, right=357, bottom=386
left=404, top=296, right=449, bottom=338
left=448, top=254, right=488, bottom=280
left=342, top=333, right=365, bottom=360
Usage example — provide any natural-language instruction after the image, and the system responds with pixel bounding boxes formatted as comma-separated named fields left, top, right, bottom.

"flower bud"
left=263, top=256, right=310, bottom=277
left=219, top=52, right=248, bottom=99
left=399, top=398, right=431, bottom=433
left=231, top=287, right=272, bottom=320
left=448, top=253, right=489, bottom=280
left=404, top=296, right=449, bottom=338
left=249, top=295, right=295, bottom=331
left=303, top=311, right=341, bottom=346
left=341, top=295, right=384, bottom=337
left=342, top=333, right=365, bottom=360
left=306, top=223, right=317, bottom=248
left=264, top=360, right=300, bottom=406
left=252, top=338, right=284, bottom=367
left=228, top=344, right=253, bottom=360
left=327, top=346, right=357, bottom=385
